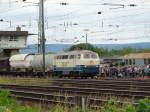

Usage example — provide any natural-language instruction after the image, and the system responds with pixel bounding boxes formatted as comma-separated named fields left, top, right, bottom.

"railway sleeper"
left=7, top=87, right=149, bottom=97
left=10, top=90, right=75, bottom=102
left=13, top=94, right=75, bottom=106
left=1, top=85, right=150, bottom=97
left=7, top=88, right=150, bottom=103
left=12, top=94, right=139, bottom=109
left=1, top=84, right=150, bottom=93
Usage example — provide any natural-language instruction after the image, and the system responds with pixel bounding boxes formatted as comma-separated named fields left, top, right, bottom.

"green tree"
left=67, top=43, right=150, bottom=57
left=68, top=43, right=96, bottom=51
left=67, top=43, right=109, bottom=57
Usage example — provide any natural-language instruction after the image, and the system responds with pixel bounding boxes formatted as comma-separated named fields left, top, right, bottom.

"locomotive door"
left=69, top=54, right=76, bottom=68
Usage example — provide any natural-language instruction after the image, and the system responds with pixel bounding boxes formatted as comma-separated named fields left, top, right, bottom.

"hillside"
left=20, top=42, right=150, bottom=53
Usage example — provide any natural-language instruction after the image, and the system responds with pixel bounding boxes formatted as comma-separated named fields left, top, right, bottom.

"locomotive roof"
left=56, top=50, right=97, bottom=55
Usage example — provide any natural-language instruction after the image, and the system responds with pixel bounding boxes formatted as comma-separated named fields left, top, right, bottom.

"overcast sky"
left=0, top=0, right=150, bottom=44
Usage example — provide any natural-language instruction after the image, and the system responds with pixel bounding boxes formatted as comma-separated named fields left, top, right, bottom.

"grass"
left=0, top=90, right=42, bottom=112
left=0, top=76, right=52, bottom=86
left=0, top=90, right=149, bottom=112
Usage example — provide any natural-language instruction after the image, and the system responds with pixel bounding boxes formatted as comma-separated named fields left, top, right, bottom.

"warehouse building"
left=124, top=53, right=150, bottom=66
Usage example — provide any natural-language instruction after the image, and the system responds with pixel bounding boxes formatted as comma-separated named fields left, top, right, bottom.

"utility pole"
left=38, top=2, right=42, bottom=53
left=39, top=0, right=46, bottom=76
left=85, top=32, right=88, bottom=49
left=22, top=0, right=46, bottom=75
left=22, top=0, right=42, bottom=54
left=84, top=29, right=89, bottom=50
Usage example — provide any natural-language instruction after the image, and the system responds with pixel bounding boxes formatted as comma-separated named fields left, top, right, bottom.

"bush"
left=0, top=90, right=17, bottom=111
left=101, top=98, right=150, bottom=112
left=0, top=90, right=42, bottom=112
left=123, top=102, right=136, bottom=112
left=101, top=98, right=120, bottom=112
left=136, top=98, right=150, bottom=112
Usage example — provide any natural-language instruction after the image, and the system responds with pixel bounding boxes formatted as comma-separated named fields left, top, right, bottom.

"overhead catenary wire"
left=0, top=0, right=150, bottom=44
left=0, top=1, right=149, bottom=24
left=0, top=0, right=148, bottom=19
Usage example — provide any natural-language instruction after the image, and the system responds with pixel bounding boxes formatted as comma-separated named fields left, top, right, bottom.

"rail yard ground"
left=0, top=76, right=149, bottom=86
left=0, top=76, right=150, bottom=111
left=0, top=89, right=149, bottom=112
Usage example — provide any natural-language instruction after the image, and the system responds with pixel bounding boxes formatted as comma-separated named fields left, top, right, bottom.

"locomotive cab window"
left=62, top=55, right=68, bottom=59
left=84, top=53, right=90, bottom=59
left=70, top=55, right=75, bottom=59
left=57, top=56, right=61, bottom=59
left=91, top=53, right=97, bottom=59
left=77, top=54, right=81, bottom=59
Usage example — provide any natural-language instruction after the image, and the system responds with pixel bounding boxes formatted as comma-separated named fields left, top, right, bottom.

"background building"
left=124, top=53, right=150, bottom=66
left=0, top=29, right=28, bottom=57
left=101, top=57, right=124, bottom=66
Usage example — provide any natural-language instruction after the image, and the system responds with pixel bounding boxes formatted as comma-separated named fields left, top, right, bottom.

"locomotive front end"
left=76, top=51, right=100, bottom=76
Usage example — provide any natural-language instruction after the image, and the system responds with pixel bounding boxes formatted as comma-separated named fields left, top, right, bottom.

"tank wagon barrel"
left=9, top=54, right=34, bottom=71
left=31, top=54, right=54, bottom=72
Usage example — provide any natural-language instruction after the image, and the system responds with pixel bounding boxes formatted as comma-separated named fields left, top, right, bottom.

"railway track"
left=0, top=85, right=141, bottom=108
left=0, top=79, right=150, bottom=109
